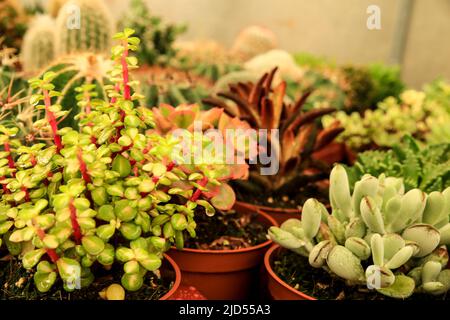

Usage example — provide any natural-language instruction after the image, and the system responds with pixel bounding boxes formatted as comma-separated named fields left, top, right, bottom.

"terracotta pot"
left=264, top=245, right=315, bottom=300
left=167, top=207, right=278, bottom=300
left=235, top=200, right=301, bottom=225
left=159, top=253, right=182, bottom=300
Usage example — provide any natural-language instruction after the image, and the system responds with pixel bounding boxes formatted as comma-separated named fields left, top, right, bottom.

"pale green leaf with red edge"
left=172, top=108, right=196, bottom=129
left=200, top=107, right=224, bottom=128
left=208, top=183, right=236, bottom=211
left=152, top=105, right=175, bottom=133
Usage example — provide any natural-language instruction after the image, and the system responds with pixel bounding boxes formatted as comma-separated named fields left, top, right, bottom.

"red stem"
left=21, top=186, right=30, bottom=202
left=190, top=177, right=208, bottom=202
left=35, top=227, right=59, bottom=264
left=77, top=148, right=91, bottom=184
left=121, top=41, right=131, bottom=101
left=69, top=199, right=82, bottom=245
left=43, top=89, right=62, bottom=153
left=4, top=142, right=15, bottom=172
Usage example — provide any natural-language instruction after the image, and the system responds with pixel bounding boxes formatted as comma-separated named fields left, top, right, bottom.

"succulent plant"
left=118, top=0, right=186, bottom=67
left=203, top=68, right=343, bottom=195
left=347, top=136, right=450, bottom=193
left=323, top=87, right=450, bottom=151
left=269, top=164, right=450, bottom=299
left=0, top=28, right=238, bottom=294
left=230, top=25, right=277, bottom=61
left=55, top=0, right=114, bottom=56
left=151, top=103, right=252, bottom=193
left=21, top=15, right=56, bottom=74
left=367, top=63, right=404, bottom=107
left=28, top=53, right=112, bottom=129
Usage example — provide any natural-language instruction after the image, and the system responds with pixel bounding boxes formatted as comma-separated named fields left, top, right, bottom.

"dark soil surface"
left=184, top=210, right=268, bottom=250
left=272, top=249, right=450, bottom=300
left=232, top=180, right=329, bottom=210
left=0, top=256, right=173, bottom=300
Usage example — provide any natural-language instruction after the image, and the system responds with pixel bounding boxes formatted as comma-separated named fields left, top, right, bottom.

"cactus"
left=230, top=25, right=277, bottom=61
left=29, top=53, right=112, bottom=128
left=118, top=0, right=186, bottom=67
left=176, top=39, right=242, bottom=82
left=347, top=136, right=450, bottom=193
left=21, top=15, right=56, bottom=74
left=133, top=66, right=213, bottom=109
left=54, top=0, right=114, bottom=55
left=46, top=0, right=68, bottom=17
left=269, top=164, right=450, bottom=299
left=243, top=49, right=304, bottom=84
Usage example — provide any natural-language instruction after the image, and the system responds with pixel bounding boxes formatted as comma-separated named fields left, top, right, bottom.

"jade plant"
left=0, top=28, right=237, bottom=294
left=203, top=68, right=343, bottom=196
left=347, top=136, right=450, bottom=193
left=269, top=164, right=450, bottom=298
left=29, top=53, right=112, bottom=129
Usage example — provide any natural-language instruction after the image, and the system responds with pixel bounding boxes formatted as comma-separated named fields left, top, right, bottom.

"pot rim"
left=159, top=253, right=182, bottom=300
left=170, top=209, right=278, bottom=254
left=264, top=244, right=316, bottom=300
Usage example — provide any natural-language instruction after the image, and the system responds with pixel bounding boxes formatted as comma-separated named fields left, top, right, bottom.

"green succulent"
left=268, top=164, right=450, bottom=299
left=323, top=86, right=450, bottom=151
left=347, top=136, right=450, bottom=193
left=0, top=28, right=238, bottom=294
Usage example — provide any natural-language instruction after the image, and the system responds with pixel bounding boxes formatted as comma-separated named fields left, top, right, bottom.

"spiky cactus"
left=243, top=49, right=304, bottom=84
left=21, top=15, right=56, bottom=74
left=231, top=25, right=277, bottom=61
left=269, top=164, right=450, bottom=299
left=54, top=0, right=114, bottom=55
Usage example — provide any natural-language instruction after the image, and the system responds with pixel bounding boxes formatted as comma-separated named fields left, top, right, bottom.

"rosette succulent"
left=269, top=164, right=450, bottom=298
left=0, top=29, right=238, bottom=294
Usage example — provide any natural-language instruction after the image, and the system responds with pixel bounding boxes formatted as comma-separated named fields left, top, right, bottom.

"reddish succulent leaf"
left=285, top=107, right=335, bottom=135
left=271, top=81, right=286, bottom=129
left=249, top=72, right=268, bottom=106
left=314, top=126, right=345, bottom=151
left=260, top=97, right=274, bottom=129
left=210, top=183, right=236, bottom=211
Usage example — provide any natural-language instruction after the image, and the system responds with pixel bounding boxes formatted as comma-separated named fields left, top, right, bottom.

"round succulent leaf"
left=326, top=245, right=365, bottom=282
left=376, top=275, right=415, bottom=299
left=402, top=224, right=440, bottom=257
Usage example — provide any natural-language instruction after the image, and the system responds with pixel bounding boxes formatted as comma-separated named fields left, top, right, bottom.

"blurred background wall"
left=107, top=0, right=450, bottom=88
